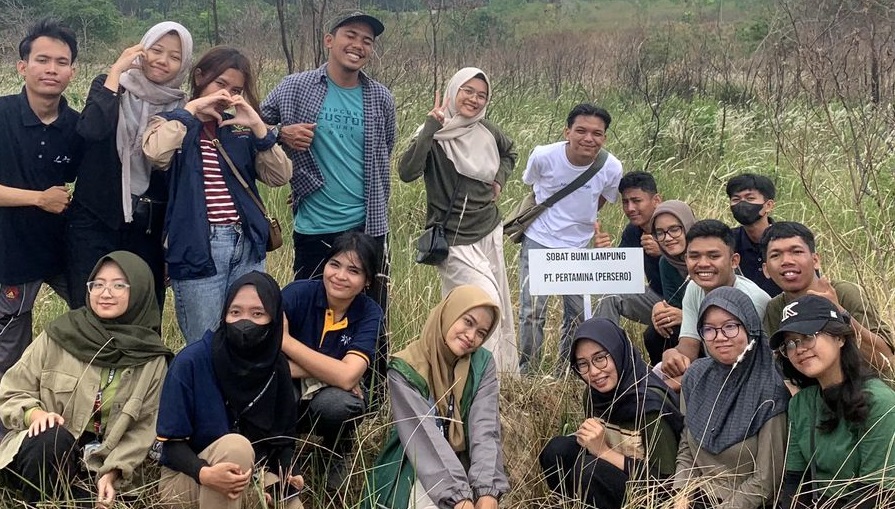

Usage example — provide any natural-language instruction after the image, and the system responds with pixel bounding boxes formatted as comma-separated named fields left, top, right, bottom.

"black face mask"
left=225, top=319, right=271, bottom=352
left=730, top=201, right=765, bottom=226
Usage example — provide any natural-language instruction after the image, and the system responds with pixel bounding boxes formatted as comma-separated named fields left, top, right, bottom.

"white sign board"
left=528, top=248, right=645, bottom=296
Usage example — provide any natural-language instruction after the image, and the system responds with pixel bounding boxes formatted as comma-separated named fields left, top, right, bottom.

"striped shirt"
left=199, top=128, right=239, bottom=224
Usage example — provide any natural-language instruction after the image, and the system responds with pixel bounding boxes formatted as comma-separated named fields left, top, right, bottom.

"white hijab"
left=429, top=67, right=500, bottom=183
left=116, top=21, right=193, bottom=221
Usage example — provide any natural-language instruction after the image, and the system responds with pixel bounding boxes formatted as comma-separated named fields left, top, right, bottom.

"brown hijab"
left=649, top=200, right=697, bottom=276
left=392, top=285, right=500, bottom=451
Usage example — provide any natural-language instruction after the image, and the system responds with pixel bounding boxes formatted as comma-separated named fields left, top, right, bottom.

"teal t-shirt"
left=786, top=378, right=895, bottom=500
left=295, top=78, right=365, bottom=234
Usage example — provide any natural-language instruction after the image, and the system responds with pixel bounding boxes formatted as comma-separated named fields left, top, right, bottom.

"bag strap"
left=202, top=125, right=270, bottom=218
left=541, top=149, right=609, bottom=208
left=439, top=176, right=462, bottom=227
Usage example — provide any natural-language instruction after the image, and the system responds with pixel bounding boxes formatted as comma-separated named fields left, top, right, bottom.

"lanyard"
left=230, top=371, right=276, bottom=431
left=436, top=394, right=455, bottom=440
left=92, top=368, right=116, bottom=437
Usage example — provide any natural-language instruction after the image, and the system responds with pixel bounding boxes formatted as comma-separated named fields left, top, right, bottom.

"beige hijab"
left=430, top=67, right=500, bottom=183
left=392, top=285, right=500, bottom=452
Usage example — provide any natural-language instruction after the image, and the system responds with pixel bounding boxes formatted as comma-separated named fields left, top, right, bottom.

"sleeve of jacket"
left=97, top=357, right=168, bottom=486
left=77, top=75, right=119, bottom=142
left=142, top=110, right=196, bottom=170
left=718, top=412, right=788, bottom=509
left=0, top=332, right=49, bottom=431
left=398, top=117, right=440, bottom=183
left=254, top=138, right=293, bottom=187
left=487, top=121, right=517, bottom=188
left=389, top=369, right=473, bottom=509
left=465, top=357, right=509, bottom=501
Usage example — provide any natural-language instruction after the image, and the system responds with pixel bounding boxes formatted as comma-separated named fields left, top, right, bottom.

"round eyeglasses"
left=654, top=225, right=684, bottom=242
left=573, top=352, right=611, bottom=375
left=699, top=322, right=742, bottom=342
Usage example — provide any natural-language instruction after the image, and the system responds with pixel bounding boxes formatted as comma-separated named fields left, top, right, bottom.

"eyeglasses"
left=458, top=86, right=489, bottom=102
left=699, top=322, right=742, bottom=342
left=86, top=281, right=130, bottom=297
left=654, top=225, right=684, bottom=242
left=573, top=352, right=611, bottom=375
left=777, top=333, right=819, bottom=357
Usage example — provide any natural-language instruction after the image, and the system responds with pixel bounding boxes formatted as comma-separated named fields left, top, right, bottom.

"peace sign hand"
left=428, top=90, right=449, bottom=125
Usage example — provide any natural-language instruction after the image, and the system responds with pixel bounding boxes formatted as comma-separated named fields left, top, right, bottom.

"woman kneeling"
left=364, top=285, right=508, bottom=509
left=0, top=251, right=171, bottom=506
left=540, top=318, right=682, bottom=508
left=156, top=272, right=301, bottom=509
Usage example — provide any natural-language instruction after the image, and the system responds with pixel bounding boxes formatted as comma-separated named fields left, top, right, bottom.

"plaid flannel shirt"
left=261, top=64, right=397, bottom=236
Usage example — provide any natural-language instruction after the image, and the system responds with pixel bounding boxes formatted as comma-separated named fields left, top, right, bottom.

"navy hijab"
left=571, top=318, right=684, bottom=435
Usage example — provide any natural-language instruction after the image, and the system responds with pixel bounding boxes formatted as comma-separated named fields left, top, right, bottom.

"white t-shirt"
left=522, top=142, right=623, bottom=248
left=679, top=275, right=772, bottom=341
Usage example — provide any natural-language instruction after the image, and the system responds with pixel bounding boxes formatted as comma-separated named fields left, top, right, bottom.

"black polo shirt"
left=0, top=89, right=80, bottom=284
left=619, top=223, right=663, bottom=296
left=733, top=222, right=782, bottom=297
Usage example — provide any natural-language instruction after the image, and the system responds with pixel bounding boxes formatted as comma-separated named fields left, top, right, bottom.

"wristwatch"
left=269, top=123, right=282, bottom=142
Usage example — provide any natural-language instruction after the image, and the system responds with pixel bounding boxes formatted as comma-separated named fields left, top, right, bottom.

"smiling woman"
left=66, top=22, right=194, bottom=315
left=142, top=45, right=292, bottom=345
left=398, top=67, right=519, bottom=375
left=364, top=285, right=507, bottom=509
left=770, top=296, right=895, bottom=508
left=672, top=286, right=790, bottom=509
left=0, top=251, right=172, bottom=506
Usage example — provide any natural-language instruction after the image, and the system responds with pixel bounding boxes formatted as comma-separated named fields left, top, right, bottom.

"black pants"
left=643, top=325, right=680, bottom=366
left=66, top=201, right=166, bottom=310
left=5, top=426, right=90, bottom=504
left=292, top=229, right=390, bottom=407
left=295, top=386, right=367, bottom=456
left=540, top=435, right=629, bottom=509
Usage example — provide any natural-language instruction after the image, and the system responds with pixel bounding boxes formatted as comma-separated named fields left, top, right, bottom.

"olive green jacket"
left=0, top=332, right=167, bottom=487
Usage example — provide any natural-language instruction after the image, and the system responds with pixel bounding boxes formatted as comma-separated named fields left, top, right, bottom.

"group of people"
left=1, top=10, right=894, bottom=509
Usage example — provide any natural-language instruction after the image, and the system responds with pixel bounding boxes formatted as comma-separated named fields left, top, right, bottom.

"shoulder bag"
left=415, top=177, right=462, bottom=265
left=203, top=126, right=283, bottom=252
left=503, top=149, right=609, bottom=243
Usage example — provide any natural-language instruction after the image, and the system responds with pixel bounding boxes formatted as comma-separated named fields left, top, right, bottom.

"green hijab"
left=46, top=251, right=172, bottom=367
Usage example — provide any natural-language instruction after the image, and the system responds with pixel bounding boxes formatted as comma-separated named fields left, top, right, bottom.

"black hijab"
left=211, top=271, right=295, bottom=440
left=683, top=286, right=790, bottom=455
left=571, top=318, right=684, bottom=435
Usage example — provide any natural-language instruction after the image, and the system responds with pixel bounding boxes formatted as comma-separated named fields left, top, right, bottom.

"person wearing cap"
left=260, top=10, right=395, bottom=400
left=672, top=286, right=789, bottom=509
left=770, top=295, right=895, bottom=508
left=760, top=221, right=894, bottom=375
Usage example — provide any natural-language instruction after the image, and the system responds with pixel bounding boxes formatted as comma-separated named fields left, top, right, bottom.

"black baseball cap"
left=330, top=11, right=384, bottom=37
left=768, top=295, right=846, bottom=349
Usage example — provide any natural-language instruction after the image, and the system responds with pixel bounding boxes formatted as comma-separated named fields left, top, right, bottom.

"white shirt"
left=679, top=275, right=772, bottom=341
left=522, top=141, right=623, bottom=248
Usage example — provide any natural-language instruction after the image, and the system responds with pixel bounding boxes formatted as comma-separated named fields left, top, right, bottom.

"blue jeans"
left=517, top=235, right=584, bottom=374
left=171, top=224, right=265, bottom=345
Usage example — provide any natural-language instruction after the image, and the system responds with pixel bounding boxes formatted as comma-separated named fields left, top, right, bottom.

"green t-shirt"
left=764, top=280, right=893, bottom=350
left=296, top=78, right=365, bottom=234
left=786, top=378, right=895, bottom=500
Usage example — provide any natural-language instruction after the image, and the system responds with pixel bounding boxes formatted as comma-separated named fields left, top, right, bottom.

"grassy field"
left=4, top=1, right=895, bottom=506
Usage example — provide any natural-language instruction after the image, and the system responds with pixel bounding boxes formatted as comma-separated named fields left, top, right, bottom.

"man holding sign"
left=517, top=104, right=623, bottom=374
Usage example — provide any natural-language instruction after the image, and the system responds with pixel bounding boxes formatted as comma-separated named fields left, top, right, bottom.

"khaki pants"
left=439, top=225, right=518, bottom=375
left=158, top=434, right=303, bottom=509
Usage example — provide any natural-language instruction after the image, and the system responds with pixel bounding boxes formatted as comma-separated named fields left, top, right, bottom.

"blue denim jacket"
left=157, top=108, right=277, bottom=280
